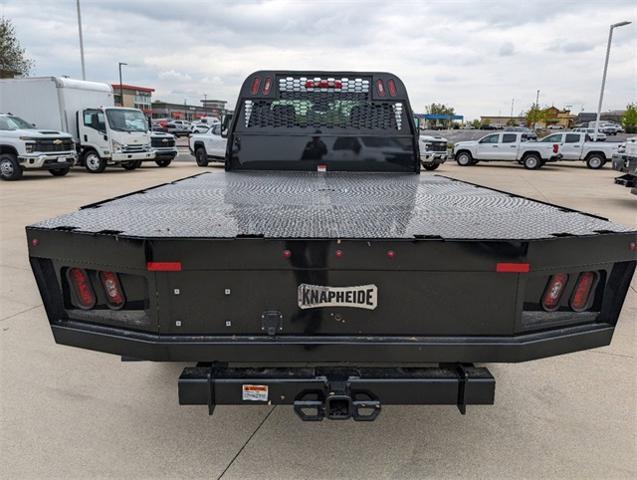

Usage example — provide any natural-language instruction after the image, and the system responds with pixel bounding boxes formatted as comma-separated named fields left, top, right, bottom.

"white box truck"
left=0, top=77, right=154, bottom=173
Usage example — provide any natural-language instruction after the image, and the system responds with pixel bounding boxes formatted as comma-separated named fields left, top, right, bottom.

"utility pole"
left=535, top=90, right=540, bottom=108
left=76, top=0, right=86, bottom=80
left=594, top=21, right=631, bottom=140
left=118, top=62, right=127, bottom=106
left=510, top=98, right=515, bottom=118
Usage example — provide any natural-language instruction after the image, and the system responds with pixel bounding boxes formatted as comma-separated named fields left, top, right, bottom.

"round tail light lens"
left=570, top=272, right=597, bottom=312
left=98, top=271, right=125, bottom=309
left=541, top=273, right=568, bottom=311
left=67, top=268, right=96, bottom=310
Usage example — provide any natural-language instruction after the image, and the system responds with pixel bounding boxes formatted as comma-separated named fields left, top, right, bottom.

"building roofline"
left=112, top=83, right=155, bottom=93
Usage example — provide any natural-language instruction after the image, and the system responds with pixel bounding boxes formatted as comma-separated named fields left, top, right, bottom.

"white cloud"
left=499, top=42, right=515, bottom=56
left=3, top=0, right=636, bottom=119
left=158, top=70, right=192, bottom=81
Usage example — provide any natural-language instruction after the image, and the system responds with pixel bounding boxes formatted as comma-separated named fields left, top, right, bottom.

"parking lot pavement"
left=1, top=162, right=636, bottom=479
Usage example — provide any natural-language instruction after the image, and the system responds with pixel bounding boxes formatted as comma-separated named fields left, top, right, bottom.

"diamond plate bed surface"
left=30, top=172, right=634, bottom=240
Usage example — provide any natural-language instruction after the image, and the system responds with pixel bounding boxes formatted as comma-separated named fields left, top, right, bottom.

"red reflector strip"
left=496, top=263, right=530, bottom=273
left=305, top=79, right=343, bottom=89
left=147, top=262, right=182, bottom=272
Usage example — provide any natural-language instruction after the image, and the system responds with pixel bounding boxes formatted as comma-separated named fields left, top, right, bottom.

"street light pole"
left=594, top=21, right=631, bottom=140
left=118, top=62, right=127, bottom=107
left=76, top=0, right=86, bottom=80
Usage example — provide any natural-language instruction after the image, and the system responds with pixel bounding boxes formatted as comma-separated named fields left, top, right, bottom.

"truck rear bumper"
left=179, top=364, right=495, bottom=420
left=50, top=319, right=614, bottom=364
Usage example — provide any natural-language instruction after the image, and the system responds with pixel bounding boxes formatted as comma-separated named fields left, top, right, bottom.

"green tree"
left=621, top=104, right=637, bottom=134
left=424, top=103, right=455, bottom=128
left=470, top=119, right=481, bottom=129
left=525, top=105, right=546, bottom=128
left=506, top=118, right=517, bottom=126
left=0, top=17, right=33, bottom=78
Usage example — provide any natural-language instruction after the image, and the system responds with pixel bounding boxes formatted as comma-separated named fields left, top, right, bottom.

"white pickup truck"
left=0, top=113, right=77, bottom=181
left=453, top=132, right=560, bottom=169
left=189, top=123, right=227, bottom=166
left=538, top=132, right=619, bottom=169
left=419, top=134, right=448, bottom=170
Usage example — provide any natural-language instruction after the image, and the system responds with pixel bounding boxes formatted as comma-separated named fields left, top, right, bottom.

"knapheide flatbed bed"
left=30, top=171, right=632, bottom=239
left=27, top=71, right=636, bottom=421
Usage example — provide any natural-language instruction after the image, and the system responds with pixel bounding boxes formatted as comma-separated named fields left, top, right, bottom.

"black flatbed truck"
left=27, top=71, right=636, bottom=421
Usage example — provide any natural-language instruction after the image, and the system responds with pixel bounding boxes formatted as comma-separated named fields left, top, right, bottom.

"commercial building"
left=151, top=99, right=229, bottom=121
left=480, top=107, right=575, bottom=129
left=540, top=107, right=574, bottom=129
left=479, top=115, right=526, bottom=128
left=112, top=84, right=154, bottom=114
left=576, top=110, right=625, bottom=125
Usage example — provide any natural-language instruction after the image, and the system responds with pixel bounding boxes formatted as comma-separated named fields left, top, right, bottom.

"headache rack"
left=225, top=71, right=421, bottom=172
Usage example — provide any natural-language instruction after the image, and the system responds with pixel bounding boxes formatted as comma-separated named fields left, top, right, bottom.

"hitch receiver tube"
left=178, top=364, right=495, bottom=421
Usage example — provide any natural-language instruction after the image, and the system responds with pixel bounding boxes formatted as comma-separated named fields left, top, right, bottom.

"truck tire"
left=586, top=154, right=605, bottom=170
left=455, top=151, right=473, bottom=166
left=49, top=166, right=70, bottom=176
left=195, top=147, right=209, bottom=167
left=155, top=159, right=172, bottom=167
left=122, top=160, right=141, bottom=170
left=522, top=153, right=541, bottom=170
left=422, top=162, right=440, bottom=171
left=83, top=150, right=106, bottom=173
left=0, top=153, right=23, bottom=181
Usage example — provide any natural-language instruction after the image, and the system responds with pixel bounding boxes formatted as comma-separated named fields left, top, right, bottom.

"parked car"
left=547, top=125, right=564, bottom=130
left=503, top=126, right=538, bottom=140
left=189, top=123, right=227, bottom=166
left=419, top=134, right=448, bottom=170
left=572, top=127, right=607, bottom=141
left=151, top=118, right=169, bottom=132
left=453, top=131, right=560, bottom=169
left=538, top=132, right=619, bottom=169
left=587, top=121, right=623, bottom=135
left=190, top=117, right=221, bottom=134
left=166, top=120, right=191, bottom=137
left=0, top=113, right=76, bottom=180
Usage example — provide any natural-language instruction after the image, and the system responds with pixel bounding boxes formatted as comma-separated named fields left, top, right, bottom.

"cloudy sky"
left=3, top=0, right=636, bottom=119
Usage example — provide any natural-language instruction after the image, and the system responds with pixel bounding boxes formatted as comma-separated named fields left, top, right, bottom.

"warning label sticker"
left=242, top=384, right=269, bottom=402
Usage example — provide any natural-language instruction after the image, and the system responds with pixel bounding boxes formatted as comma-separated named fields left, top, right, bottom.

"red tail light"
left=376, top=79, right=385, bottom=97
left=262, top=77, right=272, bottom=95
left=98, top=271, right=125, bottom=309
left=387, top=79, right=397, bottom=97
left=553, top=144, right=559, bottom=154
left=570, top=272, right=597, bottom=312
left=305, top=79, right=343, bottom=89
left=67, top=268, right=96, bottom=310
left=541, top=273, right=568, bottom=311
left=250, top=77, right=261, bottom=95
